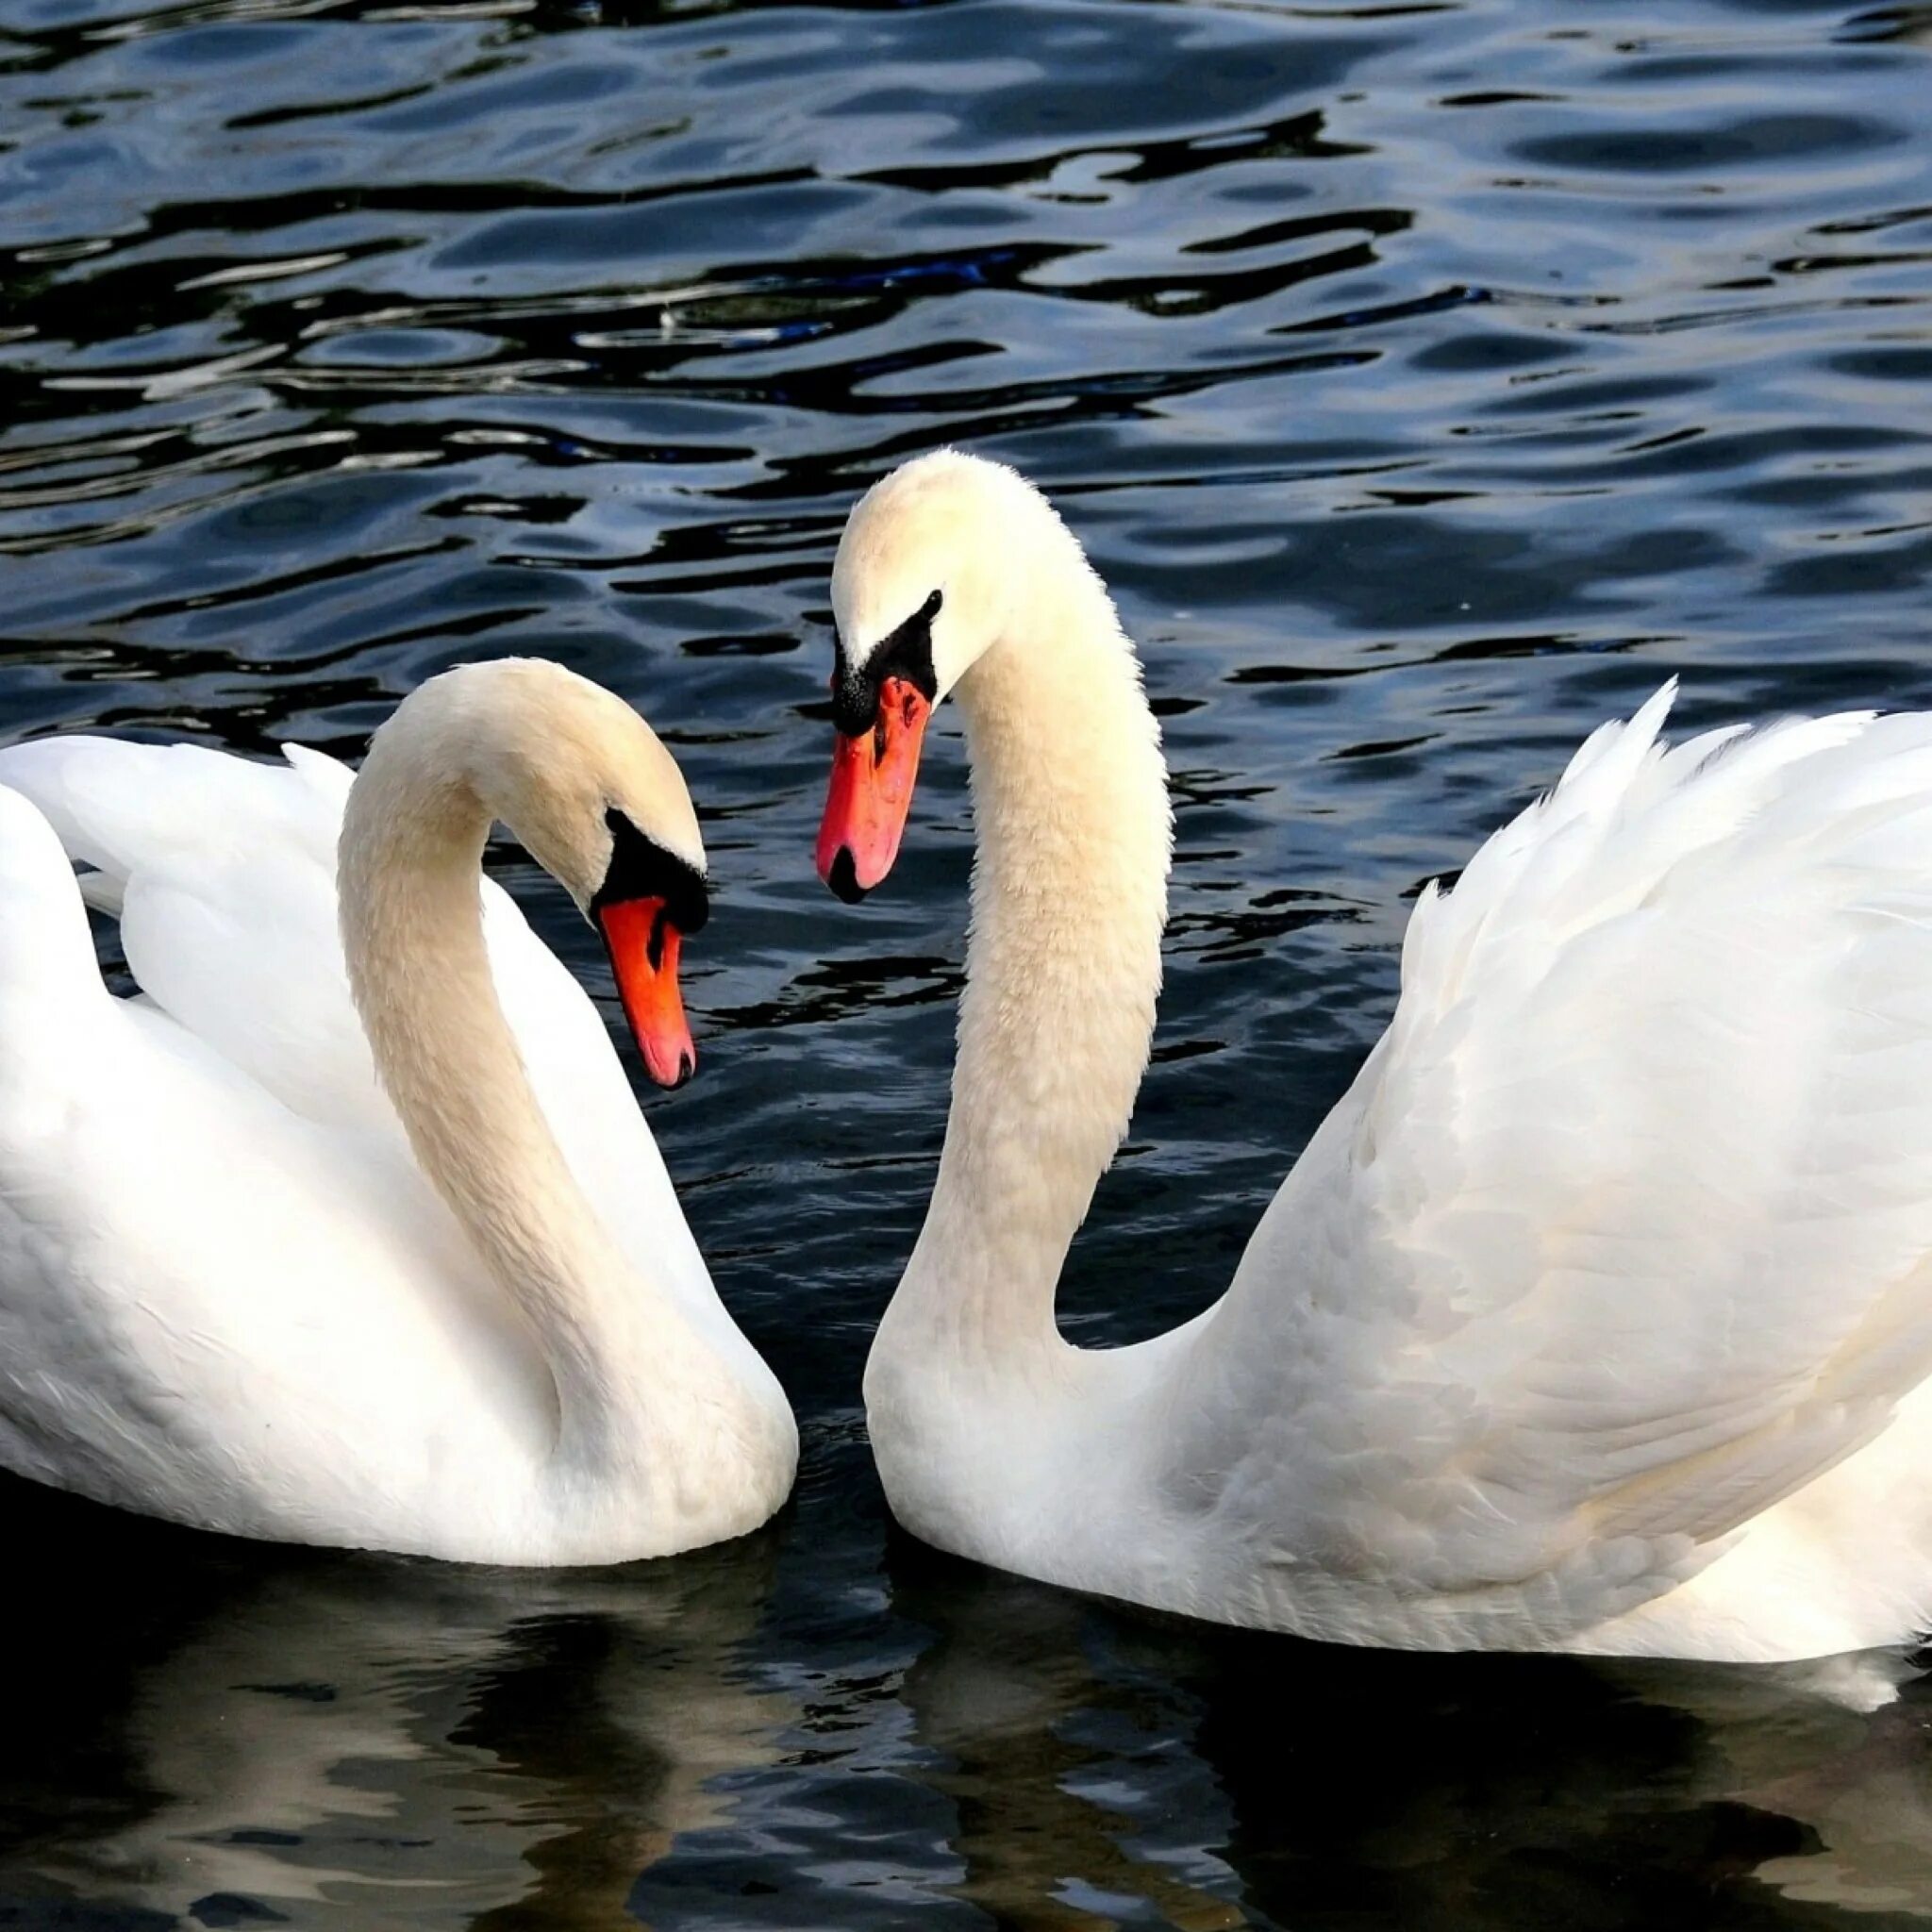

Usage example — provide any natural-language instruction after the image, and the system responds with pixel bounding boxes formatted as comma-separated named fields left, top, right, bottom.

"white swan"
left=815, top=450, right=1932, bottom=1662
left=0, top=658, right=794, bottom=1562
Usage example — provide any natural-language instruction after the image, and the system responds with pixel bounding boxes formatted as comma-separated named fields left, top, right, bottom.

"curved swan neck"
left=898, top=521, right=1173, bottom=1363
left=338, top=678, right=679, bottom=1470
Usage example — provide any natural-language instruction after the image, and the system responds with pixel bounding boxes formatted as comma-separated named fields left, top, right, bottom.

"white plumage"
left=1186, top=687, right=1932, bottom=1655
left=0, top=660, right=794, bottom=1562
left=837, top=450, right=1932, bottom=1660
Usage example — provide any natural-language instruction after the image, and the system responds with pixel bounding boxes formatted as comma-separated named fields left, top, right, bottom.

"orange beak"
left=817, top=675, right=932, bottom=902
left=597, top=896, right=695, bottom=1088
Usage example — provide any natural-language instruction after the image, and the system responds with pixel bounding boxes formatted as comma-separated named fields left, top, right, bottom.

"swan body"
left=0, top=660, right=794, bottom=1563
left=818, top=450, right=1932, bottom=1661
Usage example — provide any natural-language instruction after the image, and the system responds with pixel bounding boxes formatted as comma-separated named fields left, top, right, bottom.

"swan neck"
left=338, top=702, right=670, bottom=1469
left=906, top=544, right=1171, bottom=1362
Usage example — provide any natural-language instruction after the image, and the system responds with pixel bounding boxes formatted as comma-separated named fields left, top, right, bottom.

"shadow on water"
left=6, top=0, right=1932, bottom=1920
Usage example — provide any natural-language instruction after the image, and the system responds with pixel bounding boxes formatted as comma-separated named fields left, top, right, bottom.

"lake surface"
left=6, top=0, right=1932, bottom=1924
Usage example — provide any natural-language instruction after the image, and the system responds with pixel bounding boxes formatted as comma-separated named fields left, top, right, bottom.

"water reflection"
left=892, top=1556, right=1241, bottom=1930
left=0, top=1479, right=790, bottom=1928
left=7, top=1476, right=1932, bottom=1925
left=891, top=1541, right=1932, bottom=1930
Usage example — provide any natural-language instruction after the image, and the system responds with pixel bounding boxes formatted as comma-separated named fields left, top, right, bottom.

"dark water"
left=5, top=0, right=1932, bottom=1924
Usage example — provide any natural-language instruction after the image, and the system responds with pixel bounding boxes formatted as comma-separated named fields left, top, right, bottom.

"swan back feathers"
left=1188, top=683, right=1932, bottom=1652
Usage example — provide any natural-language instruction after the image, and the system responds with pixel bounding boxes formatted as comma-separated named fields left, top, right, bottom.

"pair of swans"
left=6, top=454, right=1931, bottom=1664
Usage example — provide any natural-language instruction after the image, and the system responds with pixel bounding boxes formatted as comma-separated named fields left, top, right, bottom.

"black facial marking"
left=591, top=808, right=709, bottom=935
left=830, top=587, right=941, bottom=737
left=826, top=847, right=867, bottom=905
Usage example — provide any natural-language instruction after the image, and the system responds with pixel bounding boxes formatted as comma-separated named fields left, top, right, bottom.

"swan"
left=814, top=449, right=1932, bottom=1662
left=0, top=658, right=795, bottom=1563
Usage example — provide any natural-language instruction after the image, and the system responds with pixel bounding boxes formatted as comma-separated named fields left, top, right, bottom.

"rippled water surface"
left=6, top=0, right=1932, bottom=1924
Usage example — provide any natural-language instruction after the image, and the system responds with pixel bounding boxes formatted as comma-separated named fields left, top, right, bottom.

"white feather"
left=0, top=665, right=794, bottom=1563
left=849, top=451, right=1932, bottom=1660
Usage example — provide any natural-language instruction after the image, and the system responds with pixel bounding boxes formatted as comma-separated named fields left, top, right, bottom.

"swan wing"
left=0, top=734, right=379, bottom=1125
left=0, top=734, right=716, bottom=1320
left=1179, top=685, right=1932, bottom=1645
left=0, top=784, right=555, bottom=1547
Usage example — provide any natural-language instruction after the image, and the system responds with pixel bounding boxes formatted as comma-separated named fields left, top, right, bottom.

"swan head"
left=816, top=449, right=1041, bottom=900
left=408, top=659, right=711, bottom=1088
